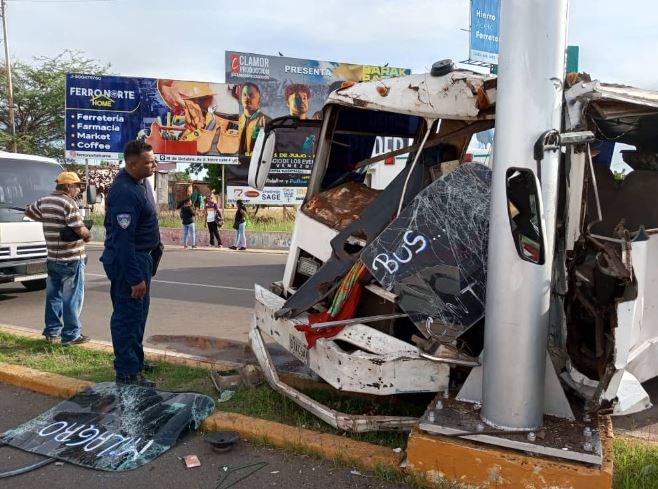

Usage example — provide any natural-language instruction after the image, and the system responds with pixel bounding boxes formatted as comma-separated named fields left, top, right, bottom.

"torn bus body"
left=247, top=64, right=658, bottom=446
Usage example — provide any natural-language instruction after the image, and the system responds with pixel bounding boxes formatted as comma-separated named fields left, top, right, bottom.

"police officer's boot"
left=141, top=361, right=158, bottom=373
left=116, top=374, right=156, bottom=389
left=138, top=373, right=157, bottom=389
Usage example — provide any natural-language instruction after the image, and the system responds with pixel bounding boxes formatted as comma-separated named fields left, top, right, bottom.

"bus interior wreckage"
left=247, top=67, right=658, bottom=465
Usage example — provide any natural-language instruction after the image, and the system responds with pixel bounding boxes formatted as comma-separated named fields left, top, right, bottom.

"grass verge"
left=613, top=437, right=658, bottom=489
left=90, top=210, right=295, bottom=233
left=0, top=331, right=409, bottom=449
left=2, top=330, right=658, bottom=488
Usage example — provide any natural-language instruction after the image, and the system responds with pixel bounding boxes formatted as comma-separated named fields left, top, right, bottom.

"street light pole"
left=1, top=0, right=16, bottom=152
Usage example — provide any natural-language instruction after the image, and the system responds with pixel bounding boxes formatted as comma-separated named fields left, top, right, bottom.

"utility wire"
left=0, top=443, right=56, bottom=479
left=8, top=0, right=116, bottom=3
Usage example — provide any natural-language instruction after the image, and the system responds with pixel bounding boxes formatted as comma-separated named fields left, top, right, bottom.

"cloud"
left=3, top=0, right=656, bottom=89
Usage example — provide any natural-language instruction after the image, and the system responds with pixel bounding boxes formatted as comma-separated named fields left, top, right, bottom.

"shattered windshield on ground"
left=0, top=382, right=215, bottom=471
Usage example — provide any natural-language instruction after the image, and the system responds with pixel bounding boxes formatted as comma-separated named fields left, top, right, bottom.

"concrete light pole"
left=1, top=0, right=16, bottom=152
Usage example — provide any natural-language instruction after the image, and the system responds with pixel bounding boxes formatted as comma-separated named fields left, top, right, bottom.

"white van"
left=0, top=152, right=63, bottom=290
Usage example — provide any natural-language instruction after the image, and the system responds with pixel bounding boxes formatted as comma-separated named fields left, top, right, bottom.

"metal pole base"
left=417, top=393, right=604, bottom=466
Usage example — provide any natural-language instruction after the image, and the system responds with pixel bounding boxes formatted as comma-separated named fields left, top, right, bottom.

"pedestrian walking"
left=179, top=198, right=197, bottom=248
left=101, top=140, right=161, bottom=387
left=24, top=172, right=91, bottom=345
left=229, top=199, right=247, bottom=250
left=205, top=195, right=223, bottom=247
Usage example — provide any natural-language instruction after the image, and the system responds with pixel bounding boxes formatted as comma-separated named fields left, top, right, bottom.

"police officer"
left=102, top=140, right=160, bottom=387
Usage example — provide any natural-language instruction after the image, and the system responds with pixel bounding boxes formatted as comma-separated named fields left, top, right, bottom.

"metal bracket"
left=311, top=312, right=408, bottom=330
left=533, top=130, right=596, bottom=161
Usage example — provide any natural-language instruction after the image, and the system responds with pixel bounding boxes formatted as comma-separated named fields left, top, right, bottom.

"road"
left=3, top=244, right=658, bottom=439
left=0, top=244, right=287, bottom=360
left=0, top=383, right=406, bottom=489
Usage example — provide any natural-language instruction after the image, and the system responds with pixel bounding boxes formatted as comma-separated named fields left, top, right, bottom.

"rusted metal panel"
left=327, top=71, right=497, bottom=121
left=303, top=181, right=380, bottom=231
left=279, top=158, right=427, bottom=319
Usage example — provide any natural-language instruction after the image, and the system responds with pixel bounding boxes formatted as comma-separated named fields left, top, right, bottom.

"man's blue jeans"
left=43, top=258, right=85, bottom=342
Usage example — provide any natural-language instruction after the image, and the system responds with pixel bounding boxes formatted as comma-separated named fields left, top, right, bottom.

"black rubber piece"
left=204, top=431, right=240, bottom=453
left=431, top=59, right=455, bottom=77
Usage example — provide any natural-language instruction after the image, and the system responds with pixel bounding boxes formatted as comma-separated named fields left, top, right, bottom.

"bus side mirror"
left=506, top=168, right=545, bottom=264
left=86, top=184, right=97, bottom=205
left=248, top=129, right=276, bottom=190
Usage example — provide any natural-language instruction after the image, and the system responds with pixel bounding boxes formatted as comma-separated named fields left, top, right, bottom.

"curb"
left=202, top=411, right=402, bottom=469
left=0, top=362, right=93, bottom=398
left=0, top=323, right=241, bottom=372
left=0, top=361, right=402, bottom=473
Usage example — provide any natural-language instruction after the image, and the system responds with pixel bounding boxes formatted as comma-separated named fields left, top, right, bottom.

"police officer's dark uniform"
left=101, top=168, right=160, bottom=384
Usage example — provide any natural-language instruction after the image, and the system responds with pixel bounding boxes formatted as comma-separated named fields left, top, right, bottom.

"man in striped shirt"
left=25, top=171, right=91, bottom=345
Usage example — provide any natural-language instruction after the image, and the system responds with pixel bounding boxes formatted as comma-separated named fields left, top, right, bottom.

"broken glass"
left=361, top=163, right=491, bottom=342
left=0, top=382, right=215, bottom=471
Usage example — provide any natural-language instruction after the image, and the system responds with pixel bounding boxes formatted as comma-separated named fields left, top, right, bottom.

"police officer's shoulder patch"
left=117, top=213, right=131, bottom=229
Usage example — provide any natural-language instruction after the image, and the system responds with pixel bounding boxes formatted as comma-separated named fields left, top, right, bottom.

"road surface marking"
left=86, top=273, right=254, bottom=292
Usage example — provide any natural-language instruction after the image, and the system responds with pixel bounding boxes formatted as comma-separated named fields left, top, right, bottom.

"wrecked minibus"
left=246, top=60, right=658, bottom=454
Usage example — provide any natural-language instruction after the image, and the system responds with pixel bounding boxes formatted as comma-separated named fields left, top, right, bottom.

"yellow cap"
left=56, top=172, right=81, bottom=184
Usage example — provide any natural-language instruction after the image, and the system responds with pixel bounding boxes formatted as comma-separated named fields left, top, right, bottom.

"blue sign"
left=470, top=0, right=501, bottom=64
left=65, top=74, right=240, bottom=164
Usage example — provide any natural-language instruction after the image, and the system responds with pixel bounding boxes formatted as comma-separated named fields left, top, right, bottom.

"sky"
left=2, top=0, right=652, bottom=173
left=3, top=0, right=655, bottom=90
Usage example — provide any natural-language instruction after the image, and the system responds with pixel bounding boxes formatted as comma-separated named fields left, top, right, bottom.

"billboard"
left=65, top=74, right=240, bottom=164
left=224, top=51, right=411, bottom=204
left=470, top=0, right=501, bottom=64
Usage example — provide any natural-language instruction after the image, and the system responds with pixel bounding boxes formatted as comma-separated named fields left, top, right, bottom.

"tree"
left=186, top=163, right=226, bottom=194
left=169, top=171, right=191, bottom=182
left=0, top=50, right=110, bottom=159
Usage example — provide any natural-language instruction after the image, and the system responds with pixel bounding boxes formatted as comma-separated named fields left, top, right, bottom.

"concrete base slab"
left=420, top=395, right=602, bottom=465
left=405, top=418, right=614, bottom=488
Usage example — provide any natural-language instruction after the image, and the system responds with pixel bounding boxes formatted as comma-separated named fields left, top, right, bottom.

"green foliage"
left=89, top=210, right=295, bottom=233
left=185, top=163, right=225, bottom=194
left=169, top=171, right=191, bottom=182
left=205, top=164, right=225, bottom=193
left=613, top=169, right=627, bottom=181
left=0, top=50, right=110, bottom=159
left=0, top=331, right=213, bottom=394
left=61, top=160, right=117, bottom=172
